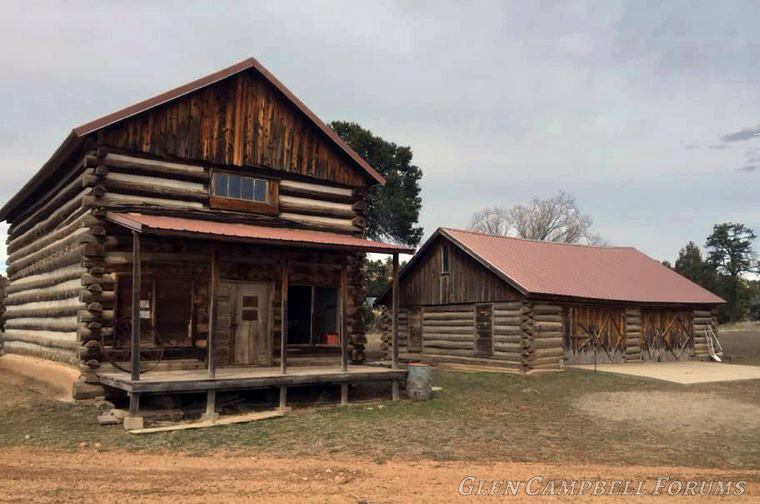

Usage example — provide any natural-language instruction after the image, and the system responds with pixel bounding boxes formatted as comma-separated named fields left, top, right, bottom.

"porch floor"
left=98, top=365, right=405, bottom=394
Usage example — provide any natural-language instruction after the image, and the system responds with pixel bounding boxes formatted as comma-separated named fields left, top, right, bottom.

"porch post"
left=392, top=253, right=400, bottom=370
left=340, top=257, right=348, bottom=372
left=208, top=242, right=219, bottom=379
left=280, top=253, right=288, bottom=374
left=130, top=231, right=141, bottom=382
left=391, top=252, right=400, bottom=401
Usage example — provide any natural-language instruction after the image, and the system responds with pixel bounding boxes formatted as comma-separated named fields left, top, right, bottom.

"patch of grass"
left=719, top=327, right=760, bottom=365
left=2, top=367, right=760, bottom=469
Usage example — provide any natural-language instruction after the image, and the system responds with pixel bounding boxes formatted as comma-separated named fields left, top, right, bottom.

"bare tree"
left=468, top=207, right=510, bottom=236
left=468, top=190, right=605, bottom=245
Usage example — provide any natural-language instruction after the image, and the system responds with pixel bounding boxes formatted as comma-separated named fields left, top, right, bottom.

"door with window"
left=220, top=282, right=272, bottom=366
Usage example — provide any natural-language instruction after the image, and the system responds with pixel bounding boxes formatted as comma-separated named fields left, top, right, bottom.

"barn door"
left=641, top=310, right=693, bottom=361
left=408, top=307, right=423, bottom=353
left=474, top=304, right=493, bottom=357
left=564, top=306, right=626, bottom=364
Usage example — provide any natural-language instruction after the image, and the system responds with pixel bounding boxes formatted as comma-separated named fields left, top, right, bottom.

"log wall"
left=3, top=152, right=95, bottom=368
left=380, top=301, right=548, bottom=372
left=418, top=304, right=474, bottom=358
left=83, top=150, right=367, bottom=236
left=2, top=145, right=370, bottom=375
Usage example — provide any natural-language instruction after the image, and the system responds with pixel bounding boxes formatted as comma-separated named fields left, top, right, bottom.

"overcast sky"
left=1, top=0, right=759, bottom=271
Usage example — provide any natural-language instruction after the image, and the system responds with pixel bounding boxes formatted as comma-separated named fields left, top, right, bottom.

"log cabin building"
left=0, top=58, right=411, bottom=426
left=378, top=228, right=723, bottom=372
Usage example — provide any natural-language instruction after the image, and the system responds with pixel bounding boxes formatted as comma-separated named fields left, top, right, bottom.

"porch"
left=98, top=365, right=406, bottom=394
left=97, top=212, right=411, bottom=428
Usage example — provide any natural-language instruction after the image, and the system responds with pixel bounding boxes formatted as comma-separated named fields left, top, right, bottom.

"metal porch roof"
left=106, top=212, right=413, bottom=255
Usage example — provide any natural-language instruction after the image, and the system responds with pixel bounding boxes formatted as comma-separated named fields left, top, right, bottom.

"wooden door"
left=408, top=308, right=423, bottom=353
left=225, top=282, right=272, bottom=366
left=641, top=310, right=693, bottom=361
left=474, top=304, right=493, bottom=357
left=564, top=306, right=626, bottom=364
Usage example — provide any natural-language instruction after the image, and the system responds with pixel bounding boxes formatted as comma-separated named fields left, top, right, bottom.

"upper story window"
left=441, top=244, right=450, bottom=274
left=210, top=170, right=278, bottom=214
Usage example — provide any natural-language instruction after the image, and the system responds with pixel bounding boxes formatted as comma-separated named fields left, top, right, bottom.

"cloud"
left=737, top=165, right=759, bottom=173
left=1, top=1, right=759, bottom=264
left=707, top=144, right=730, bottom=150
left=720, top=126, right=760, bottom=143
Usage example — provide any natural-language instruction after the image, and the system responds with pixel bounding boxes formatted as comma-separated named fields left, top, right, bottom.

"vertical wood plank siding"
left=399, top=237, right=520, bottom=306
left=96, top=72, right=367, bottom=187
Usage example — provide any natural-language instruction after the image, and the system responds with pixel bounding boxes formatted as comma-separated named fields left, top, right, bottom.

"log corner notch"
left=693, top=307, right=717, bottom=360
left=348, top=251, right=368, bottom=364
left=77, top=201, right=114, bottom=384
left=625, top=307, right=642, bottom=362
left=522, top=302, right=563, bottom=372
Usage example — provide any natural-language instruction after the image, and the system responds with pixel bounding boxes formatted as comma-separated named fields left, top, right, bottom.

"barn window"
left=441, top=244, right=450, bottom=274
left=210, top=170, right=278, bottom=214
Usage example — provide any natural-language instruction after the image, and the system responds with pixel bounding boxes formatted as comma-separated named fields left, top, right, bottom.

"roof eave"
left=0, top=130, right=82, bottom=221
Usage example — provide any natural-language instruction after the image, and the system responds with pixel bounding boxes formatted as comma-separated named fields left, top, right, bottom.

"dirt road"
left=1, top=448, right=758, bottom=503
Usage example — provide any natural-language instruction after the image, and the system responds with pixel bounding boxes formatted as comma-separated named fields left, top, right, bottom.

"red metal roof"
left=0, top=58, right=384, bottom=221
left=107, top=212, right=413, bottom=254
left=440, top=228, right=724, bottom=305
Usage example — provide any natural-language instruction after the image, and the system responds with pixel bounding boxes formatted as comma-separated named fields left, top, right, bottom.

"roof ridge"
left=441, top=227, right=633, bottom=250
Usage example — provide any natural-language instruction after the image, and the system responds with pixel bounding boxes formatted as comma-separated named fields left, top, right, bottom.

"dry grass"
left=719, top=325, right=760, bottom=365
left=2, top=355, right=760, bottom=470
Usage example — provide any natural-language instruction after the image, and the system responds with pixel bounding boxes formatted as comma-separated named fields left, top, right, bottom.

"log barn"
left=0, top=58, right=412, bottom=426
left=378, top=228, right=724, bottom=372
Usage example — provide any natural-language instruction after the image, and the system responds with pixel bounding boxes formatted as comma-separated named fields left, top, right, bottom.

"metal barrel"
left=405, top=363, right=432, bottom=400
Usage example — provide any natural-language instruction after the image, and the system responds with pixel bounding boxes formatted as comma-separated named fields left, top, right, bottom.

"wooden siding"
left=399, top=236, right=520, bottom=306
left=96, top=71, right=368, bottom=187
left=562, top=304, right=626, bottom=365
left=641, top=309, right=694, bottom=361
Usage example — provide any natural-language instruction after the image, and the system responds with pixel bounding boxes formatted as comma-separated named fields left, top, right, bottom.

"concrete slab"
left=567, top=361, right=760, bottom=384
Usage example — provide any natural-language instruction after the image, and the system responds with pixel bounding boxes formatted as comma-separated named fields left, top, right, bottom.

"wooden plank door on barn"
left=563, top=306, right=626, bottom=364
left=220, top=282, right=273, bottom=366
left=640, top=310, right=694, bottom=361
left=408, top=307, right=423, bottom=353
left=474, top=304, right=494, bottom=357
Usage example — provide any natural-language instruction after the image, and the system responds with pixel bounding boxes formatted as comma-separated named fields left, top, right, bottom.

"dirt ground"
left=2, top=326, right=760, bottom=502
left=577, top=391, right=760, bottom=434
left=2, top=447, right=759, bottom=503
